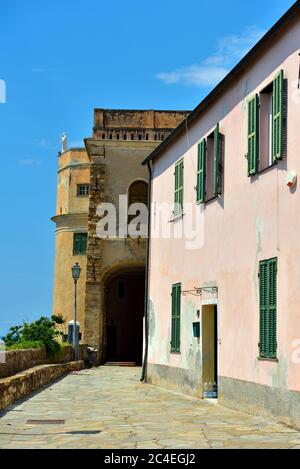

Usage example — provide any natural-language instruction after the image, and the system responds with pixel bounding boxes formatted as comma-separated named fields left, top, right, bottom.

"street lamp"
left=72, top=263, right=81, bottom=360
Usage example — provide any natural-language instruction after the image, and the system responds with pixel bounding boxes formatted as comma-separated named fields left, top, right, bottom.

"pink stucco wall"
left=148, top=16, right=300, bottom=394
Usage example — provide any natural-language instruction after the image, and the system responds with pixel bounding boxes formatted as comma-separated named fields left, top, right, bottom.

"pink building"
left=142, top=2, right=300, bottom=428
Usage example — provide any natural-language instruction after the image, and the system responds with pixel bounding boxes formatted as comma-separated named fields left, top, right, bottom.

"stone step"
left=104, top=362, right=138, bottom=367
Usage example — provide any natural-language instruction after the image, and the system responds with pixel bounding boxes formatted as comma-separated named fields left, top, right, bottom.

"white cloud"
left=157, top=26, right=265, bottom=88
left=18, top=158, right=40, bottom=167
left=157, top=66, right=229, bottom=87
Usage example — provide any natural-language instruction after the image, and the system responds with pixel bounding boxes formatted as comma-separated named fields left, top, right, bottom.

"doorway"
left=202, top=304, right=218, bottom=398
left=106, top=268, right=145, bottom=364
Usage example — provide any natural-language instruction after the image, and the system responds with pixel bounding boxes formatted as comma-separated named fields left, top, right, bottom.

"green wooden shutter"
left=73, top=233, right=87, bottom=255
left=248, top=95, right=259, bottom=176
left=174, top=160, right=184, bottom=216
left=179, top=160, right=184, bottom=211
left=272, top=70, right=284, bottom=162
left=214, top=124, right=221, bottom=196
left=268, top=259, right=277, bottom=359
left=259, top=261, right=268, bottom=358
left=259, top=258, right=277, bottom=359
left=197, top=139, right=206, bottom=203
left=171, top=283, right=181, bottom=352
left=73, top=234, right=79, bottom=255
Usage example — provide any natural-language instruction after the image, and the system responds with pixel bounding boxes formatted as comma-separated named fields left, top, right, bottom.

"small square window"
left=73, top=233, right=88, bottom=255
left=77, top=185, right=90, bottom=197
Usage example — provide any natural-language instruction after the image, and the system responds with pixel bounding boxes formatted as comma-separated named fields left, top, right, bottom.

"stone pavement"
left=0, top=366, right=299, bottom=449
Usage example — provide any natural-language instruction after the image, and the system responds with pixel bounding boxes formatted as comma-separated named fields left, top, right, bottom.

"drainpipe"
left=141, top=161, right=152, bottom=382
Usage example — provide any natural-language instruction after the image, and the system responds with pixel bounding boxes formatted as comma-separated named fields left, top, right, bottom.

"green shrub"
left=7, top=340, right=44, bottom=351
left=21, top=317, right=61, bottom=357
left=2, top=326, right=22, bottom=347
left=2, top=316, right=63, bottom=357
left=51, top=314, right=65, bottom=325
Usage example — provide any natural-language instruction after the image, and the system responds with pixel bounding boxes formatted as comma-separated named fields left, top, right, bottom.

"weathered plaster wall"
left=56, top=149, right=90, bottom=216
left=52, top=230, right=87, bottom=333
left=84, top=141, right=151, bottom=359
left=52, top=149, right=90, bottom=334
left=147, top=15, right=300, bottom=424
left=52, top=111, right=189, bottom=357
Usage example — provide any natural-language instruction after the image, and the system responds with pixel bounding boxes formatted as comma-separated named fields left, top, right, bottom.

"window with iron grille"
left=77, top=184, right=90, bottom=197
left=73, top=233, right=88, bottom=255
left=259, top=258, right=278, bottom=359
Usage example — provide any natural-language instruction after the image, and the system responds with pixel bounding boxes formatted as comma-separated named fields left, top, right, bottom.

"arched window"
left=128, top=180, right=148, bottom=208
left=128, top=181, right=148, bottom=226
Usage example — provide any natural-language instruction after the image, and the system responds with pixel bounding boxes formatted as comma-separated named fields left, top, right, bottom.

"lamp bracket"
left=181, top=286, right=218, bottom=297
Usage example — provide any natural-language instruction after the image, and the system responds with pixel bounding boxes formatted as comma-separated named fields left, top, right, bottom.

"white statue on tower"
left=60, top=132, right=68, bottom=153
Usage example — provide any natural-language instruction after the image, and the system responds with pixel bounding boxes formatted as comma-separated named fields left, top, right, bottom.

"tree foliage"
left=2, top=315, right=65, bottom=357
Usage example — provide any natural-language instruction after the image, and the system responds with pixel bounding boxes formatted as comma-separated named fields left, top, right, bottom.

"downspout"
left=141, top=161, right=152, bottom=382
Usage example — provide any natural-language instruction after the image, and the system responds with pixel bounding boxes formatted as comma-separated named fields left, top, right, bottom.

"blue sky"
left=0, top=0, right=295, bottom=337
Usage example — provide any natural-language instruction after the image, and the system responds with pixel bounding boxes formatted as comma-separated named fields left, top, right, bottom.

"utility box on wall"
left=193, top=322, right=200, bottom=338
left=68, top=321, right=80, bottom=347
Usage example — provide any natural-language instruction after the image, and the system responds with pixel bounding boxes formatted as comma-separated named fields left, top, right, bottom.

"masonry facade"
left=52, top=109, right=189, bottom=364
left=143, top=3, right=300, bottom=428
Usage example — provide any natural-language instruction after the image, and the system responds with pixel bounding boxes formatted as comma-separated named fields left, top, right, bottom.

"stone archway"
left=105, top=265, right=145, bottom=364
left=84, top=260, right=146, bottom=365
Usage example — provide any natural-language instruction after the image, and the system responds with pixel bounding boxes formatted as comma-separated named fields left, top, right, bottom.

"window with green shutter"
left=73, top=233, right=88, bottom=255
left=174, top=160, right=184, bottom=217
left=197, top=139, right=206, bottom=203
left=197, top=125, right=222, bottom=203
left=259, top=258, right=277, bottom=359
left=272, top=70, right=284, bottom=162
left=171, top=283, right=181, bottom=353
left=248, top=94, right=259, bottom=176
left=248, top=70, right=286, bottom=175
left=213, top=124, right=221, bottom=196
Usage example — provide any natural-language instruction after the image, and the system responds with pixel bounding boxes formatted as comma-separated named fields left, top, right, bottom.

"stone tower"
left=52, top=109, right=189, bottom=364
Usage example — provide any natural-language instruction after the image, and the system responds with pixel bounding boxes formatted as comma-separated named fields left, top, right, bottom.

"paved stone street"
left=0, top=367, right=300, bottom=449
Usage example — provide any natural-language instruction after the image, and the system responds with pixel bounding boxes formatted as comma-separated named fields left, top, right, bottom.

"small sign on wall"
left=193, top=322, right=201, bottom=338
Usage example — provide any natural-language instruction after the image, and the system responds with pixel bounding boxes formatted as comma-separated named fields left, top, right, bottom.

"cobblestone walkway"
left=0, top=367, right=300, bottom=449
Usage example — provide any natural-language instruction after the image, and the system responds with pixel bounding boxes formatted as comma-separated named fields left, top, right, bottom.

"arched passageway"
left=105, top=267, right=145, bottom=365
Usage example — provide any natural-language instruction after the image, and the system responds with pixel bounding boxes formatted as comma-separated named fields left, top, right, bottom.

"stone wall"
left=147, top=364, right=202, bottom=398
left=84, top=159, right=106, bottom=355
left=219, top=376, right=300, bottom=430
left=93, top=109, right=190, bottom=140
left=0, top=346, right=76, bottom=379
left=0, top=361, right=84, bottom=411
